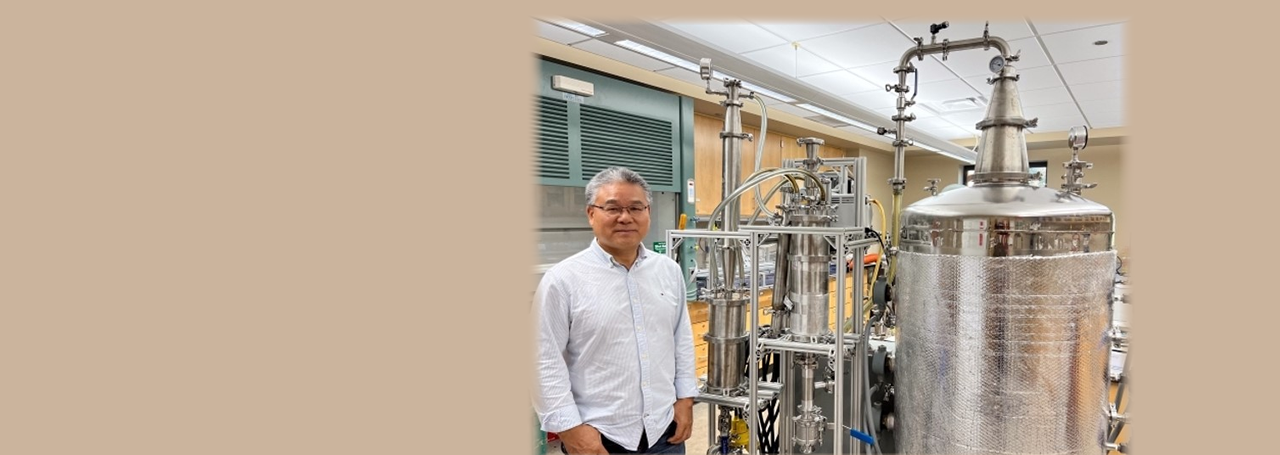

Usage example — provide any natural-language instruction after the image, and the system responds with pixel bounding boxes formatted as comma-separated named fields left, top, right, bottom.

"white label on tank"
left=1109, top=350, right=1126, bottom=380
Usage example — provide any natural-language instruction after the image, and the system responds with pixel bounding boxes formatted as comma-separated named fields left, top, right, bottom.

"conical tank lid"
left=970, top=64, right=1033, bottom=185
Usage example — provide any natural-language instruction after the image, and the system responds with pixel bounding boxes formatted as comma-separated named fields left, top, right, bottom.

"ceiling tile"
left=751, top=21, right=878, bottom=42
left=662, top=21, right=788, bottom=54
left=742, top=44, right=840, bottom=78
left=966, top=65, right=1063, bottom=91
left=1078, top=97, right=1124, bottom=115
left=936, top=126, right=980, bottom=140
left=1018, top=86, right=1073, bottom=107
left=890, top=19, right=1035, bottom=42
left=940, top=110, right=987, bottom=129
left=934, top=36, right=1051, bottom=78
left=1024, top=102, right=1083, bottom=120
left=571, top=39, right=675, bottom=71
left=1039, top=23, right=1125, bottom=64
left=1087, top=111, right=1125, bottom=128
left=799, top=23, right=917, bottom=68
left=1008, top=38, right=1054, bottom=69
left=1069, top=80, right=1123, bottom=102
left=1028, top=113, right=1088, bottom=133
left=839, top=88, right=902, bottom=110
left=913, top=78, right=983, bottom=106
left=1028, top=20, right=1126, bottom=36
left=1057, top=56, right=1123, bottom=85
left=911, top=117, right=959, bottom=131
left=536, top=20, right=592, bottom=45
left=850, top=56, right=954, bottom=87
left=799, top=70, right=880, bottom=96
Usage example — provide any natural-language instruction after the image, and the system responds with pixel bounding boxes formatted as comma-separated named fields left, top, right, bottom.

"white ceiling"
left=535, top=17, right=1126, bottom=150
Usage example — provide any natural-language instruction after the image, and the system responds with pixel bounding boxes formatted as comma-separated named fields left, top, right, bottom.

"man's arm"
left=534, top=273, right=608, bottom=454
left=671, top=267, right=699, bottom=400
left=533, top=274, right=583, bottom=433
left=669, top=265, right=698, bottom=444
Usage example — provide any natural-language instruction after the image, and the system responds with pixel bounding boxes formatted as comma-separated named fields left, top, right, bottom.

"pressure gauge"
left=988, top=55, right=1005, bottom=74
left=1068, top=126, right=1088, bottom=150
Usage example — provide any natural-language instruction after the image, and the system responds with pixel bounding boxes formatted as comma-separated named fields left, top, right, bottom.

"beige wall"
left=901, top=145, right=1129, bottom=255
left=856, top=148, right=896, bottom=235
left=693, top=113, right=852, bottom=217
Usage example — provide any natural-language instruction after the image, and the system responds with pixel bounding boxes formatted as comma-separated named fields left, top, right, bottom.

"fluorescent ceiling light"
left=548, top=19, right=606, bottom=37
left=739, top=81, right=796, bottom=103
left=613, top=40, right=797, bottom=103
left=614, top=40, right=699, bottom=72
left=795, top=104, right=877, bottom=133
left=915, top=142, right=973, bottom=162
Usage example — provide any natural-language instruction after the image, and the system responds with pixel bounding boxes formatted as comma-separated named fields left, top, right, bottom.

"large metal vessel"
left=894, top=61, right=1117, bottom=454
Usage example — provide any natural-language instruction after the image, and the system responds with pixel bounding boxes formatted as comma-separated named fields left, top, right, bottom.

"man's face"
left=587, top=182, right=650, bottom=253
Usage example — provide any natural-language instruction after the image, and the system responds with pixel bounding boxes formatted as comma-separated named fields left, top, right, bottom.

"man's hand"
left=667, top=397, right=694, bottom=444
left=559, top=424, right=607, bottom=455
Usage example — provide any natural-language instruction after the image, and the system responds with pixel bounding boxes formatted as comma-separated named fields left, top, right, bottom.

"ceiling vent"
left=928, top=96, right=987, bottom=113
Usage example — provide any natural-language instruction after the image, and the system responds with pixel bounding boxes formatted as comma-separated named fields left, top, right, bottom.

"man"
left=534, top=167, right=698, bottom=454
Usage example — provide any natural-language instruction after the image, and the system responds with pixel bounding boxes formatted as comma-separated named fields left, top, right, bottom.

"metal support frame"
left=745, top=225, right=875, bottom=455
left=669, top=226, right=874, bottom=455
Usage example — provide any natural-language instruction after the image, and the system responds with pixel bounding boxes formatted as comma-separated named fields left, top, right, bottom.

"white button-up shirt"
left=534, top=239, right=698, bottom=451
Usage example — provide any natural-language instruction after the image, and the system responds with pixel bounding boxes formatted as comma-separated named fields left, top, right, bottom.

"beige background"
left=0, top=3, right=1269, bottom=455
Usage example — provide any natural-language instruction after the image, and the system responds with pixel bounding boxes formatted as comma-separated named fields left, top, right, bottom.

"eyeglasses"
left=589, top=204, right=650, bottom=218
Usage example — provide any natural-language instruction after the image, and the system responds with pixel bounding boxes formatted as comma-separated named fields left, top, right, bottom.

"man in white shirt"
left=535, top=167, right=698, bottom=454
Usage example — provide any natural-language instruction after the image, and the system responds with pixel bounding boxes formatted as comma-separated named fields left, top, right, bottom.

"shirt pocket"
left=649, top=284, right=683, bottom=326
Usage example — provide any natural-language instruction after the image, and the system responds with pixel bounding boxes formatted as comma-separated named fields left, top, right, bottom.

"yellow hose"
left=887, top=192, right=903, bottom=283
left=861, top=199, right=888, bottom=320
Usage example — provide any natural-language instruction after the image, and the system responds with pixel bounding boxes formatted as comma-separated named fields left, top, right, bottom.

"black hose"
left=755, top=350, right=780, bottom=453
left=861, top=313, right=884, bottom=455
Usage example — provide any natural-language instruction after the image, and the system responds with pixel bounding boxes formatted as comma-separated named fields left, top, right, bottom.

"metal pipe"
left=887, top=32, right=1012, bottom=284
left=708, top=167, right=810, bottom=289
left=897, top=34, right=1011, bottom=71
left=748, top=233, right=760, bottom=455
left=836, top=237, right=849, bottom=455
left=759, top=338, right=838, bottom=356
left=709, top=168, right=824, bottom=232
left=771, top=229, right=792, bottom=310
left=696, top=392, right=778, bottom=409
left=778, top=350, right=793, bottom=455
left=722, top=81, right=744, bottom=286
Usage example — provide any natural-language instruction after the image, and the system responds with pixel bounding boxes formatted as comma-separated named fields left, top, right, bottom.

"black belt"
left=562, top=420, right=677, bottom=454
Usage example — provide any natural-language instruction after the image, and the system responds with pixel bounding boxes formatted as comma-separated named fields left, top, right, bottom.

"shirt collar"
left=590, top=238, right=648, bottom=268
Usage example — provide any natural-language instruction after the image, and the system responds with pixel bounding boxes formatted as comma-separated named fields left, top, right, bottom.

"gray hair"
left=585, top=167, right=653, bottom=206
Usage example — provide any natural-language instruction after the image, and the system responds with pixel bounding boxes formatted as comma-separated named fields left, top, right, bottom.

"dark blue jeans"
left=563, top=421, right=685, bottom=454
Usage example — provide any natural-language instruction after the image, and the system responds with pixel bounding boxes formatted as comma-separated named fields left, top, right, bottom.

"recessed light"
left=546, top=19, right=606, bottom=37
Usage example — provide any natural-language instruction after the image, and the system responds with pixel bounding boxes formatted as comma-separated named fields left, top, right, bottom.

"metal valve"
left=1059, top=126, right=1097, bottom=196
left=929, top=21, right=950, bottom=44
left=924, top=178, right=941, bottom=196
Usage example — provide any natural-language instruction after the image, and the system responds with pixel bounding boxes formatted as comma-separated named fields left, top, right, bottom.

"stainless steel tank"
left=786, top=211, right=835, bottom=340
left=894, top=62, right=1117, bottom=455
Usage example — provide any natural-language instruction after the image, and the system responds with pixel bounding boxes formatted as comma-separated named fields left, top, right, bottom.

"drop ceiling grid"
left=537, top=18, right=1127, bottom=141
